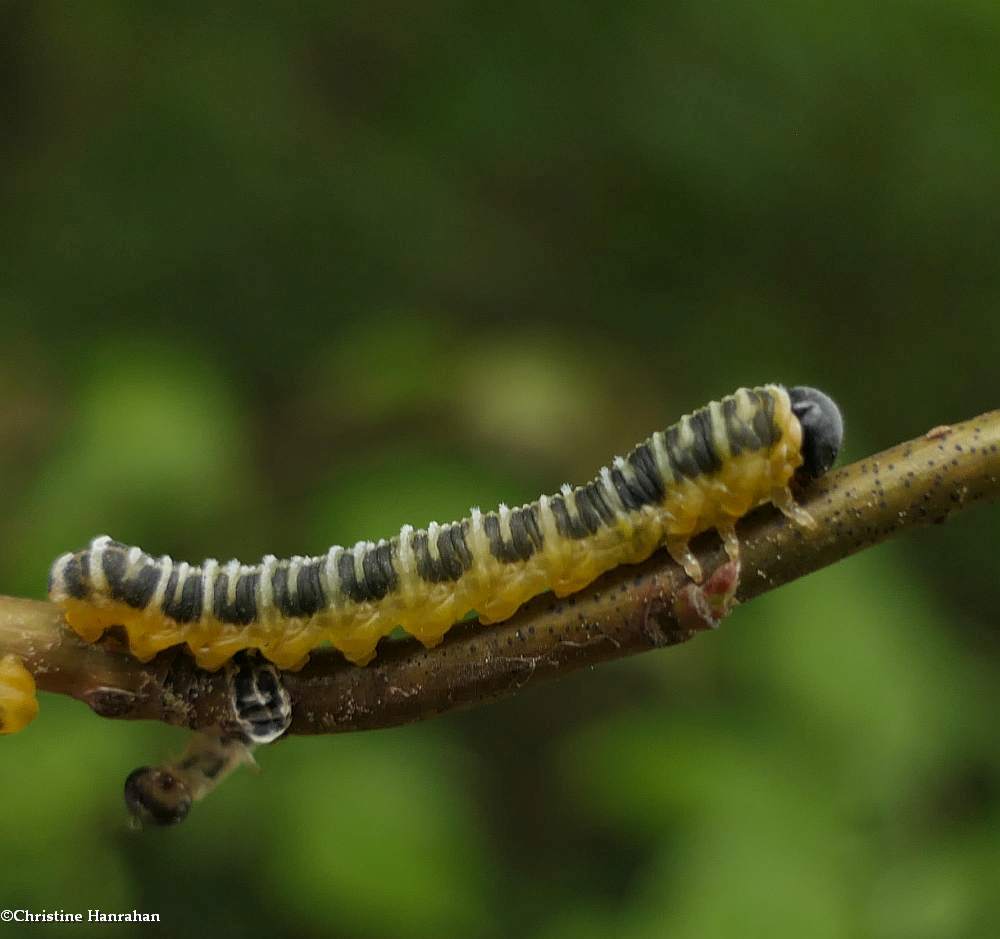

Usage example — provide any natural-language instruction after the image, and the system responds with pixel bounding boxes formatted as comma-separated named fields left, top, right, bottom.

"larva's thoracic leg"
left=226, top=653, right=292, bottom=744
left=718, top=525, right=742, bottom=565
left=666, top=536, right=703, bottom=583
left=771, top=486, right=817, bottom=530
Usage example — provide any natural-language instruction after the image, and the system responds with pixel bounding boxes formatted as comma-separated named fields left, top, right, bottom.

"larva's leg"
left=226, top=652, right=292, bottom=745
left=673, top=555, right=742, bottom=632
left=771, top=486, right=817, bottom=530
left=666, top=536, right=703, bottom=583
left=718, top=524, right=741, bottom=565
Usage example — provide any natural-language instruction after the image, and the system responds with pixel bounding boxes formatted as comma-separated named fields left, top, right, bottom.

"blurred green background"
left=1, top=2, right=999, bottom=937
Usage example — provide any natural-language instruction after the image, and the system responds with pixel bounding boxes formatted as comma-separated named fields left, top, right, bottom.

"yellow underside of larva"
left=0, top=654, right=39, bottom=735
left=60, top=418, right=803, bottom=672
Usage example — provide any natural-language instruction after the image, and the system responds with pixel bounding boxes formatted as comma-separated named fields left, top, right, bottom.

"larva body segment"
left=48, top=384, right=842, bottom=672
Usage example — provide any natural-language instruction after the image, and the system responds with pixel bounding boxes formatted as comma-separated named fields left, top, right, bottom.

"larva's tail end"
left=47, top=552, right=77, bottom=602
left=48, top=535, right=123, bottom=602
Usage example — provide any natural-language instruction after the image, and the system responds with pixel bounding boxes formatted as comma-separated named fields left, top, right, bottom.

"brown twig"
left=2, top=410, right=998, bottom=736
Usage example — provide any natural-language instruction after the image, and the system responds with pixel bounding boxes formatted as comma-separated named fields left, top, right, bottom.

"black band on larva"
left=122, top=563, right=159, bottom=609
left=272, top=564, right=296, bottom=615
left=56, top=554, right=87, bottom=599
left=664, top=424, right=700, bottom=479
left=689, top=410, right=722, bottom=474
left=163, top=573, right=203, bottom=624
left=505, top=509, right=533, bottom=561
left=608, top=466, right=646, bottom=512
left=296, top=562, right=326, bottom=616
left=213, top=572, right=259, bottom=625
left=412, top=531, right=453, bottom=584
left=584, top=481, right=617, bottom=524
left=549, top=494, right=587, bottom=540
left=341, top=550, right=371, bottom=602
left=102, top=545, right=127, bottom=594
left=722, top=396, right=756, bottom=454
left=627, top=443, right=666, bottom=502
left=434, top=526, right=467, bottom=578
left=571, top=488, right=601, bottom=533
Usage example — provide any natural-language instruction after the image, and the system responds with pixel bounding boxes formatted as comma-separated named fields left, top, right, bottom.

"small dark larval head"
left=124, top=766, right=191, bottom=827
left=788, top=386, right=844, bottom=477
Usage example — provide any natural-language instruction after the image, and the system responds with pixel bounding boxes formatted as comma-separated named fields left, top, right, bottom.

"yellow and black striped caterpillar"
left=49, top=384, right=843, bottom=672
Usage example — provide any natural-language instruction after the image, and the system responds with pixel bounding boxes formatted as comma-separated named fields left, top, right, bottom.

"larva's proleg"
left=674, top=557, right=742, bottom=632
left=49, top=384, right=843, bottom=671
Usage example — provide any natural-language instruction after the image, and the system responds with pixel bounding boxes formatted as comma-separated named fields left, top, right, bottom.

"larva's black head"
left=124, top=766, right=192, bottom=827
left=788, top=386, right=843, bottom=478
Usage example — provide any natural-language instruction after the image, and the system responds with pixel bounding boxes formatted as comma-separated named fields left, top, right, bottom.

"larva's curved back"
left=50, top=384, right=842, bottom=672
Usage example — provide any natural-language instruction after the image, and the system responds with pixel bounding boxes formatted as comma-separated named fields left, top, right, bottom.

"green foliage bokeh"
left=1, top=3, right=999, bottom=937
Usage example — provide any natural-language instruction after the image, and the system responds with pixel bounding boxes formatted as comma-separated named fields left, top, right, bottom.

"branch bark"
left=2, top=410, right=998, bottom=737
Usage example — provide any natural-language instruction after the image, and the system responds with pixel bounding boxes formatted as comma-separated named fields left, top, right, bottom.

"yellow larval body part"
left=50, top=384, right=825, bottom=671
left=0, top=654, right=39, bottom=735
